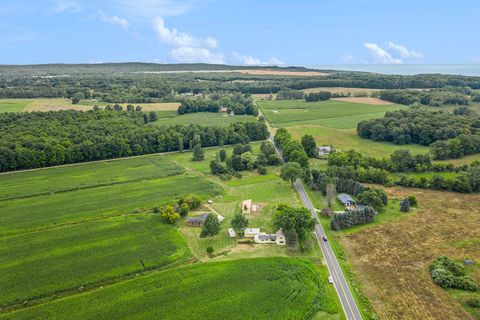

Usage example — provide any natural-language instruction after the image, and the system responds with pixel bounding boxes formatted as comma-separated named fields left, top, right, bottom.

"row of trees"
left=357, top=109, right=480, bottom=146
left=274, top=128, right=314, bottom=168
left=276, top=90, right=332, bottom=102
left=178, top=94, right=258, bottom=116
left=331, top=206, right=376, bottom=230
left=0, top=110, right=269, bottom=172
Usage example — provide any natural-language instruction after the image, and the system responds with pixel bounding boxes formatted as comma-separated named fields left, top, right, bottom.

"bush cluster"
left=430, top=256, right=478, bottom=292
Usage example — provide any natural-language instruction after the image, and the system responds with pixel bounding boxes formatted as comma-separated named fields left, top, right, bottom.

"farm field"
left=0, top=172, right=222, bottom=236
left=0, top=98, right=181, bottom=112
left=257, top=99, right=406, bottom=129
left=0, top=215, right=191, bottom=308
left=303, top=87, right=381, bottom=95
left=1, top=258, right=343, bottom=320
left=0, top=155, right=183, bottom=200
left=152, top=111, right=257, bottom=127
left=336, top=187, right=480, bottom=319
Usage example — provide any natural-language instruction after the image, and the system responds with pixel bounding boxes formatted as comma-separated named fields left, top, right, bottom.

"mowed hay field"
left=339, top=187, right=480, bottom=320
left=257, top=99, right=406, bottom=129
left=1, top=258, right=343, bottom=320
left=0, top=215, right=191, bottom=308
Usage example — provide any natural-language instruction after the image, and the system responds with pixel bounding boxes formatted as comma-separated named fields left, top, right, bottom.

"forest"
left=0, top=110, right=268, bottom=172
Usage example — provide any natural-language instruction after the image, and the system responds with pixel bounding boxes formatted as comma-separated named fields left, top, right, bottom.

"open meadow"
left=0, top=258, right=342, bottom=320
left=335, top=187, right=480, bottom=319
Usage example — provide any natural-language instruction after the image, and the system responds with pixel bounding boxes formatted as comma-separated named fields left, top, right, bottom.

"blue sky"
left=1, top=0, right=479, bottom=65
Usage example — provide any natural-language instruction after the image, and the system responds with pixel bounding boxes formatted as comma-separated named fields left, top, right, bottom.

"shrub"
left=206, top=246, right=214, bottom=256
left=430, top=256, right=479, bottom=291
left=257, top=166, right=267, bottom=175
left=407, top=195, right=418, bottom=207
left=467, top=298, right=480, bottom=308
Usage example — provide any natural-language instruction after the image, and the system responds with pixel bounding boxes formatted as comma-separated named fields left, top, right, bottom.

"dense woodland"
left=0, top=110, right=268, bottom=172
left=178, top=94, right=258, bottom=115
left=379, top=88, right=472, bottom=106
left=357, top=108, right=480, bottom=146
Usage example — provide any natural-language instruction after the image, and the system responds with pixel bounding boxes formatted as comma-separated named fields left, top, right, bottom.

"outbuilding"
left=244, top=228, right=261, bottom=238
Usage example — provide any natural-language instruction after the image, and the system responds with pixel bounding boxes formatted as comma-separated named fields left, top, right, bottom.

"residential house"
left=337, top=193, right=355, bottom=210
left=219, top=106, right=228, bottom=113
left=244, top=228, right=261, bottom=238
left=253, top=229, right=286, bottom=246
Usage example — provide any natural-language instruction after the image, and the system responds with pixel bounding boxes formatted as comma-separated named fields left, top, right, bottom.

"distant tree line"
left=4, top=72, right=480, bottom=102
left=0, top=110, right=269, bottom=172
left=379, top=89, right=470, bottom=106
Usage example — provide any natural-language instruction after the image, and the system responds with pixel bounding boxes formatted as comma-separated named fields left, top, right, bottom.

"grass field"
left=337, top=187, right=480, bottom=319
left=0, top=155, right=183, bottom=200
left=0, top=172, right=222, bottom=236
left=0, top=99, right=34, bottom=112
left=0, top=215, right=191, bottom=308
left=289, top=125, right=429, bottom=158
left=257, top=99, right=406, bottom=129
left=1, top=258, right=343, bottom=320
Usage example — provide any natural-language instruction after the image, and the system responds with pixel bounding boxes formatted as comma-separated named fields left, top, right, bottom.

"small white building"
left=227, top=228, right=237, bottom=238
left=317, top=146, right=332, bottom=157
left=244, top=228, right=261, bottom=238
left=254, top=229, right=286, bottom=246
left=217, top=214, right=225, bottom=223
left=220, top=106, right=228, bottom=113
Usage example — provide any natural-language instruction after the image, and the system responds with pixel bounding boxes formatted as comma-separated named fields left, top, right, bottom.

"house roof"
left=276, top=229, right=285, bottom=238
left=187, top=213, right=209, bottom=223
left=257, top=233, right=275, bottom=241
left=337, top=193, right=354, bottom=204
left=244, top=228, right=261, bottom=234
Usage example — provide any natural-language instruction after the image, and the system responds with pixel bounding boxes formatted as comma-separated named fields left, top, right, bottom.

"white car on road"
left=328, top=276, right=334, bottom=284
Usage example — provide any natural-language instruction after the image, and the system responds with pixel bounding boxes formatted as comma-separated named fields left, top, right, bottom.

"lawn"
left=0, top=155, right=183, bottom=201
left=1, top=258, right=344, bottom=320
left=151, top=112, right=257, bottom=127
left=257, top=99, right=406, bottom=129
left=0, top=173, right=222, bottom=236
left=289, top=125, right=429, bottom=158
left=0, top=215, right=191, bottom=308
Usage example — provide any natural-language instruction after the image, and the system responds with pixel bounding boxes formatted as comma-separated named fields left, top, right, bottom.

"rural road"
left=270, top=136, right=363, bottom=320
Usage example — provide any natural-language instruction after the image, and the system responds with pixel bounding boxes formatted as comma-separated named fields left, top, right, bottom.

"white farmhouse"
left=254, top=229, right=286, bottom=246
left=244, top=228, right=261, bottom=238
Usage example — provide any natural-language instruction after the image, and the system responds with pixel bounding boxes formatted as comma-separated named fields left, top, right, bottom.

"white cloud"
left=341, top=54, right=355, bottom=63
left=53, top=1, right=82, bottom=14
left=364, top=42, right=403, bottom=64
left=170, top=47, right=224, bottom=64
left=153, top=17, right=217, bottom=48
left=98, top=10, right=129, bottom=30
left=386, top=42, right=423, bottom=59
left=231, top=52, right=285, bottom=66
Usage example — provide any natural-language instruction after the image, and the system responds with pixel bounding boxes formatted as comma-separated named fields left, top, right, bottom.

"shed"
left=317, top=146, right=332, bottom=157
left=242, top=199, right=252, bottom=214
left=186, top=213, right=208, bottom=227
left=227, top=228, right=237, bottom=238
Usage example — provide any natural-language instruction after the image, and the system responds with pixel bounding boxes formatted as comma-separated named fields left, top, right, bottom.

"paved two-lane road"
left=271, top=137, right=362, bottom=320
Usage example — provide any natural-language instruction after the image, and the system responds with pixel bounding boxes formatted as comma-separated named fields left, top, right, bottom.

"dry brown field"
left=332, top=97, right=393, bottom=105
left=340, top=187, right=480, bottom=319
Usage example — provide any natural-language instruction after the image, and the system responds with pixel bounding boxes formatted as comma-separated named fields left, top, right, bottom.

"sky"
left=1, top=0, right=479, bottom=66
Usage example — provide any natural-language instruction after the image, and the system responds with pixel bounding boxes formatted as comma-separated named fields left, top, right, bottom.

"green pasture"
left=0, top=99, right=32, bottom=112
left=257, top=99, right=406, bottom=129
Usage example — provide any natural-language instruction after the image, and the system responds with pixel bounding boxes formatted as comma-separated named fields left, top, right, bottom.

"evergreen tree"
left=192, top=144, right=204, bottom=161
left=200, top=213, right=220, bottom=238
